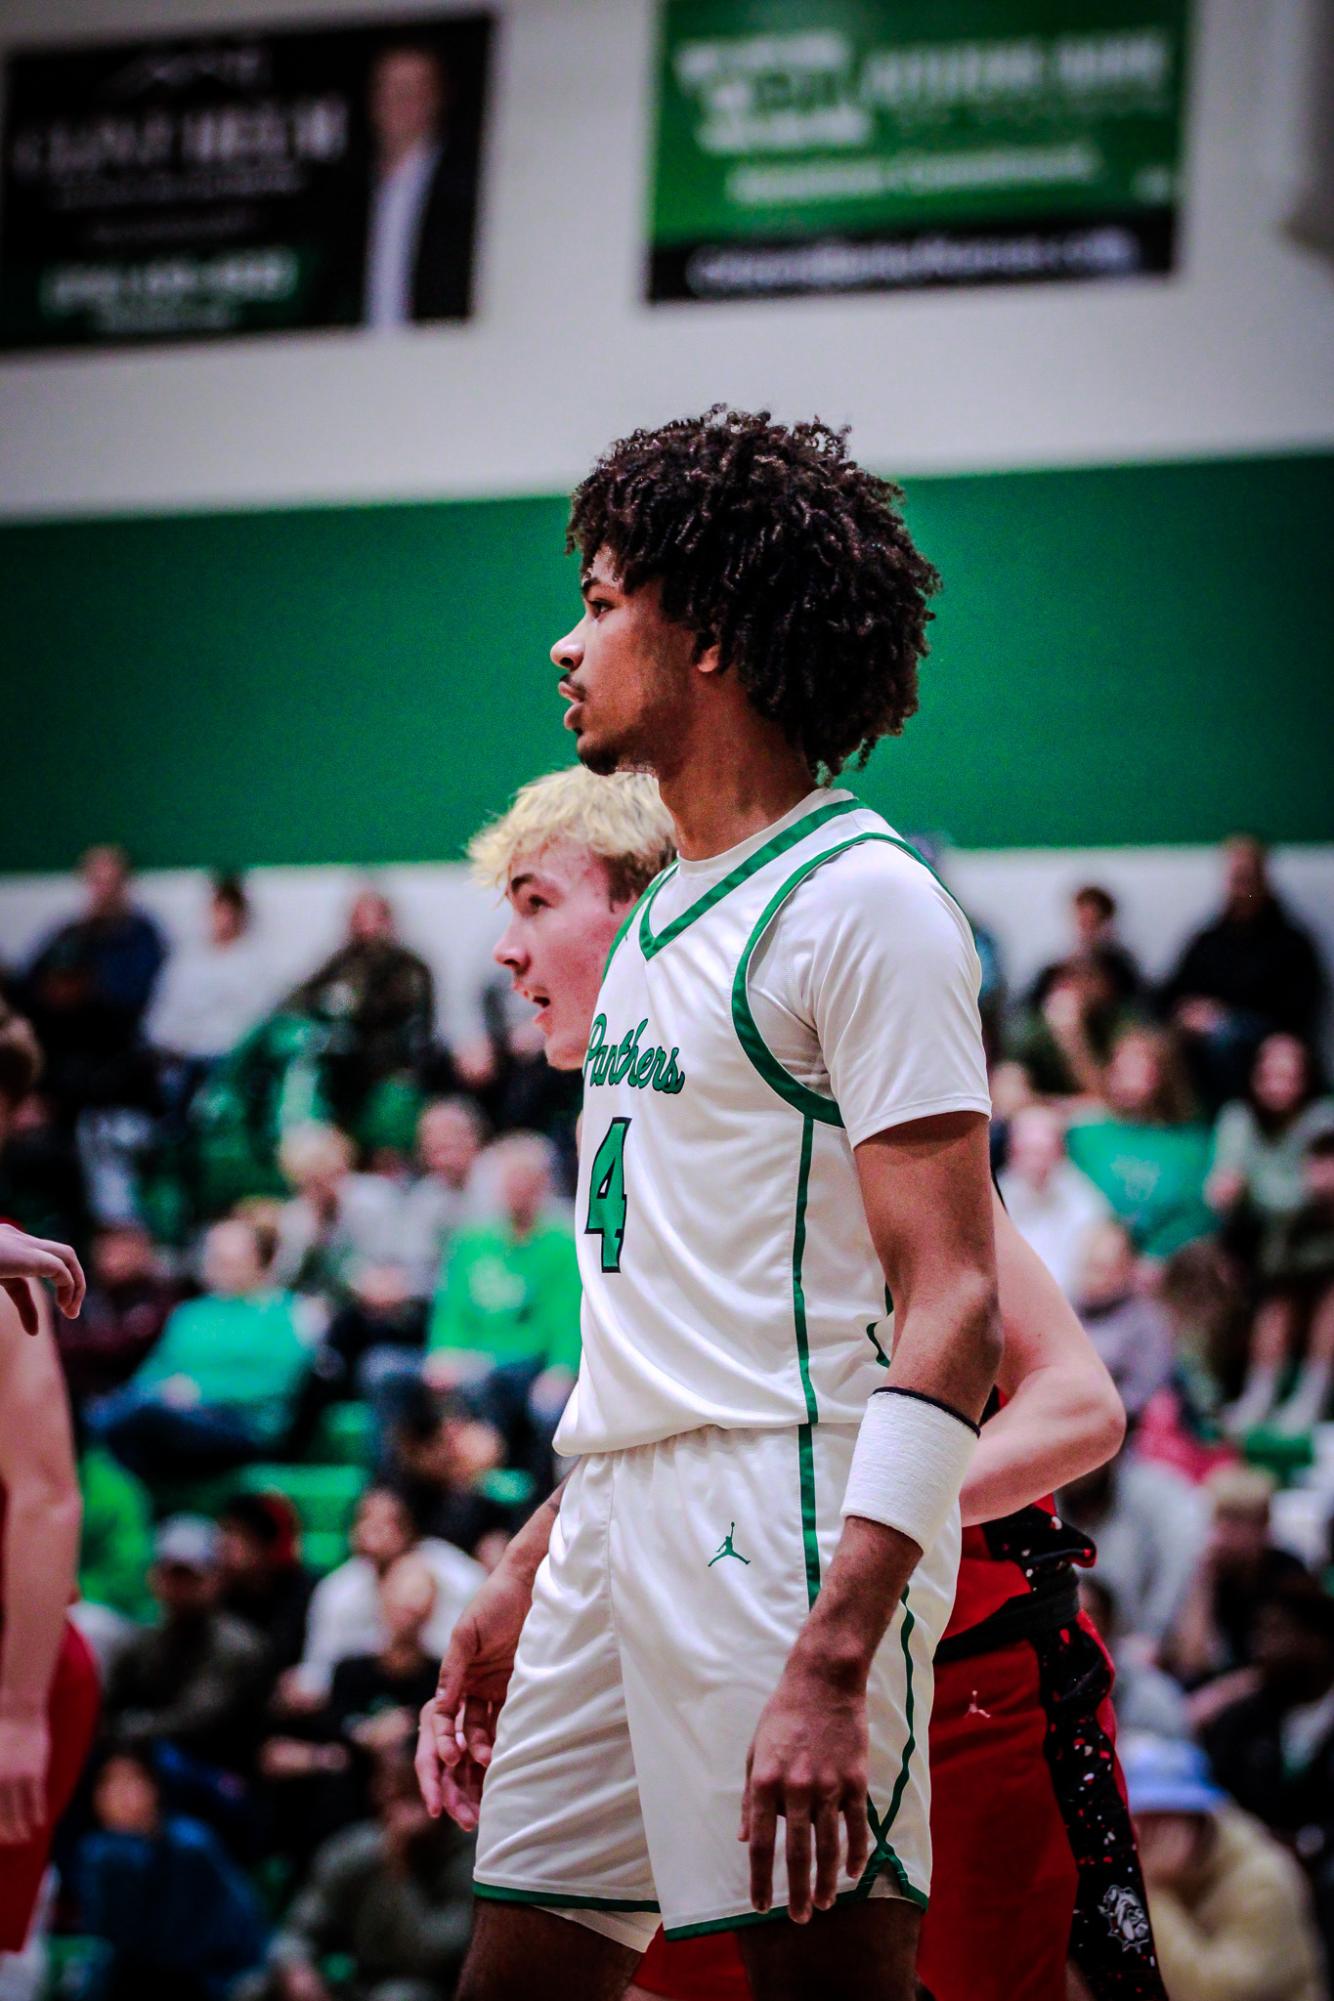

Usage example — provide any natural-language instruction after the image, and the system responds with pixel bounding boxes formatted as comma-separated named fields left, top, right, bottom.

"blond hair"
left=468, top=767, right=676, bottom=907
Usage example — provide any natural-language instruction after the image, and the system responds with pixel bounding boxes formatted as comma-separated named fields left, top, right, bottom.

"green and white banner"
left=648, top=0, right=1190, bottom=302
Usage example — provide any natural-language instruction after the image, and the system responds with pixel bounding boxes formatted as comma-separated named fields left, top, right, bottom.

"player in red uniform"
left=417, top=773, right=1166, bottom=1999
left=0, top=1010, right=98, bottom=1957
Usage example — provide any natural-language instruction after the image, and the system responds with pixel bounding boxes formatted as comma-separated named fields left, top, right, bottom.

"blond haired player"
left=420, top=765, right=1162, bottom=2000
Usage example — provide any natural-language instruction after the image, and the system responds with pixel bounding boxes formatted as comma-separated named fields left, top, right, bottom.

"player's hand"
left=0, top=1708, right=51, bottom=1846
left=416, top=1558, right=534, bottom=1831
left=740, top=1658, right=870, bottom=1922
left=0, top=1223, right=85, bottom=1335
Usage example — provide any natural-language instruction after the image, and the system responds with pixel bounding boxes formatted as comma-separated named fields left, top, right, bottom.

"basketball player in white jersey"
left=416, top=766, right=1141, bottom=2001
left=432, top=411, right=1005, bottom=2001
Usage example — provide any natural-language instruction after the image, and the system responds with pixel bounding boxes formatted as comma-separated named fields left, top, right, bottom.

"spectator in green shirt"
left=424, top=1133, right=580, bottom=1380
left=1066, top=1027, right=1215, bottom=1261
left=363, top=1135, right=580, bottom=1478
left=90, top=1216, right=312, bottom=1484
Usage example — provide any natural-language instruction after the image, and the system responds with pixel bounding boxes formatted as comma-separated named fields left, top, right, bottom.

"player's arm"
left=743, top=1108, right=1001, bottom=1920
left=0, top=1287, right=82, bottom=1844
left=961, top=1192, right=1125, bottom=1525
left=416, top=1478, right=564, bottom=1827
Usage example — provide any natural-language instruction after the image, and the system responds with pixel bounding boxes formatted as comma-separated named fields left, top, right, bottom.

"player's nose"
left=551, top=626, right=582, bottom=672
left=493, top=920, right=526, bottom=973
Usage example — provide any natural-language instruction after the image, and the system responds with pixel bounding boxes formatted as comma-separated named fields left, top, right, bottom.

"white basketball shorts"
left=472, top=1422, right=959, bottom=1945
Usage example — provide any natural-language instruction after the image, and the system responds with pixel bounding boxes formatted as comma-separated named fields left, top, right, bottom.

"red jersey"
left=938, top=1495, right=1096, bottom=1661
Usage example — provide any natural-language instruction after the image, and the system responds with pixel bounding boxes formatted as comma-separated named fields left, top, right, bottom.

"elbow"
left=1072, top=1373, right=1127, bottom=1481
left=963, top=1272, right=1005, bottom=1393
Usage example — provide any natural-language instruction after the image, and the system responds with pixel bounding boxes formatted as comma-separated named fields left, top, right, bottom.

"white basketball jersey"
left=555, top=789, right=987, bottom=1458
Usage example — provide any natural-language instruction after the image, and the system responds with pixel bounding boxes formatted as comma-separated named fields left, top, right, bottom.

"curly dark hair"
left=566, top=406, right=939, bottom=778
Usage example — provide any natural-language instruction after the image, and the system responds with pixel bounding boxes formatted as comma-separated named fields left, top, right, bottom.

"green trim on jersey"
left=662, top=1870, right=928, bottom=1940
left=791, top=1114, right=822, bottom=1608
left=473, top=1883, right=661, bottom=1913
left=850, top=1592, right=921, bottom=1904
left=603, top=872, right=666, bottom=980
left=638, top=796, right=861, bottom=961
left=731, top=828, right=933, bottom=1124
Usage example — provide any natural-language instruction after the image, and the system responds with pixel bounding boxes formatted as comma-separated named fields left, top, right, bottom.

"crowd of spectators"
left=0, top=827, right=1332, bottom=1999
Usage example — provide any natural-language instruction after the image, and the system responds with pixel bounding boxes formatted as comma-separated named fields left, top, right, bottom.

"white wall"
left=1, top=0, right=1332, bottom=522
left=3, top=844, right=1331, bottom=1051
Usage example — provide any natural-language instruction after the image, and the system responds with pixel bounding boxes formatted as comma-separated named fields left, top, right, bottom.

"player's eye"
left=590, top=598, right=613, bottom=619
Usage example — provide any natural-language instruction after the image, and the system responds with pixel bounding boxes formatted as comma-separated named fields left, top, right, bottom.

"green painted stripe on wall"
left=2, top=453, right=1330, bottom=870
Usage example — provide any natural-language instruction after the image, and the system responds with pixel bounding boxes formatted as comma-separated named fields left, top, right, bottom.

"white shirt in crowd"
left=364, top=141, right=441, bottom=328
left=274, top=1175, right=407, bottom=1288
left=997, top=1158, right=1111, bottom=1298
left=147, top=933, right=282, bottom=1060
left=1079, top=1457, right=1208, bottom=1645
left=294, top=1535, right=485, bottom=1697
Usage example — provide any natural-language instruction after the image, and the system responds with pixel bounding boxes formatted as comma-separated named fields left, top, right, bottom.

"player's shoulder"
left=802, top=808, right=967, bottom=932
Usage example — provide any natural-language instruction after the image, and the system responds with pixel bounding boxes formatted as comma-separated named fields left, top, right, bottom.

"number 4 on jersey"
left=586, top=1117, right=630, bottom=1273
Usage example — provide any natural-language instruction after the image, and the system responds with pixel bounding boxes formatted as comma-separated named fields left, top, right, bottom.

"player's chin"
left=542, top=1020, right=584, bottom=1072
left=574, top=733, right=621, bottom=778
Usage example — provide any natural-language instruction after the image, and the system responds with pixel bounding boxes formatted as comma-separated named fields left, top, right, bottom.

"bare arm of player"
left=0, top=1221, right=85, bottom=1335
left=416, top=1479, right=565, bottom=1829
left=960, top=1194, right=1126, bottom=1526
left=742, top=1109, right=1001, bottom=1921
left=0, top=1287, right=82, bottom=1845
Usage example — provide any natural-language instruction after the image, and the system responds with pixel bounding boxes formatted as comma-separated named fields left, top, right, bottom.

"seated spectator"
left=997, top=1103, right=1110, bottom=1297
left=56, top=1221, right=176, bottom=1408
left=148, top=872, right=280, bottom=1081
left=1010, top=947, right=1141, bottom=1100
left=1074, top=1220, right=1177, bottom=1420
left=274, top=1121, right=403, bottom=1301
left=21, top=846, right=166, bottom=1109
left=287, top=1485, right=483, bottom=1702
left=1064, top=883, right=1145, bottom=1002
left=21, top=846, right=166, bottom=1223
left=1201, top=1578, right=1334, bottom=1960
left=1066, top=1027, right=1216, bottom=1259
left=77, top=1743, right=269, bottom=2001
left=426, top=1132, right=579, bottom=1379
left=217, top=1492, right=315, bottom=1678
left=1209, top=1035, right=1334, bottom=1248
left=1166, top=1465, right=1309, bottom=1693
left=1123, top=1734, right=1325, bottom=2001
left=239, top=1749, right=473, bottom=2001
left=1162, top=834, right=1327, bottom=1109
left=1077, top=1576, right=1189, bottom=1739
left=90, top=1215, right=312, bottom=1483
left=0, top=1007, right=89, bottom=1251
left=75, top=1440, right=155, bottom=1665
left=397, top=1096, right=487, bottom=1298
left=1215, top=1041, right=1334, bottom=1436
left=1059, top=1445, right=1208, bottom=1652
left=285, top=888, right=434, bottom=1138
left=393, top=1391, right=515, bottom=1562
left=363, top=1132, right=580, bottom=1472
left=260, top=1555, right=443, bottom=1855
left=104, top=1514, right=271, bottom=1779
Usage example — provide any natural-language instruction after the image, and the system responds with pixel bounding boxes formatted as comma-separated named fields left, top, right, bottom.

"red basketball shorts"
left=0, top=1620, right=100, bottom=1953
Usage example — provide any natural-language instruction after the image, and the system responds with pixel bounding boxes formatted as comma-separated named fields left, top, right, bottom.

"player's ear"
left=693, top=632, right=723, bottom=677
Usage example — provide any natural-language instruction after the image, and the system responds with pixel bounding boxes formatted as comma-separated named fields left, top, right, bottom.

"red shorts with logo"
left=0, top=1620, right=100, bottom=1952
left=634, top=1615, right=1163, bottom=2001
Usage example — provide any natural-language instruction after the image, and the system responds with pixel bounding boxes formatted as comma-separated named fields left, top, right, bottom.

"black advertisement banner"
left=0, top=13, right=492, bottom=348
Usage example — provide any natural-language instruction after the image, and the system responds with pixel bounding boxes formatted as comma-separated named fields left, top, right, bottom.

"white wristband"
left=841, top=1388, right=979, bottom=1554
